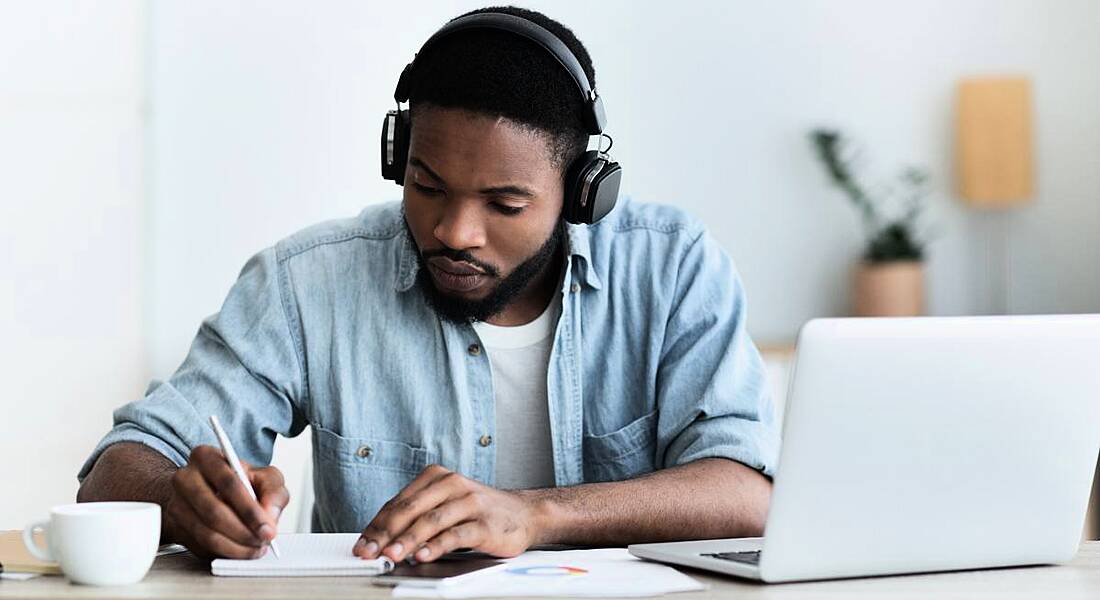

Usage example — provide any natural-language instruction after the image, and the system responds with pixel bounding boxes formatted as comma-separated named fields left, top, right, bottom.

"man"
left=77, top=6, right=778, bottom=564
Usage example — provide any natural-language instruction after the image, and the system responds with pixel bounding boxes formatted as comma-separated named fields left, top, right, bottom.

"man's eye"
left=492, top=203, right=524, bottom=216
left=412, top=183, right=443, bottom=196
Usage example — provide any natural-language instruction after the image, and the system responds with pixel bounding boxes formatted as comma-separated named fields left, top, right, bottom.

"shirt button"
left=356, top=445, right=373, bottom=458
left=570, top=283, right=580, bottom=293
left=478, top=434, right=493, bottom=447
left=468, top=343, right=481, bottom=356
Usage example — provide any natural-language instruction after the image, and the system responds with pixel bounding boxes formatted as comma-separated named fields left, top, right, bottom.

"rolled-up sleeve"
left=78, top=248, right=308, bottom=481
left=656, top=230, right=779, bottom=477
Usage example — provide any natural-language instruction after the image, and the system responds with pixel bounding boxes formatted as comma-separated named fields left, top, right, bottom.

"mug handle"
left=22, top=520, right=54, bottom=562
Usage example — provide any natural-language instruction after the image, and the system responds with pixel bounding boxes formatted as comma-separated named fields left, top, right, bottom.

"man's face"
left=402, top=106, right=566, bottom=323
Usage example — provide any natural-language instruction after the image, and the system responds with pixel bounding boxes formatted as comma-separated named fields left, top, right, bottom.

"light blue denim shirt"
left=79, top=198, right=779, bottom=533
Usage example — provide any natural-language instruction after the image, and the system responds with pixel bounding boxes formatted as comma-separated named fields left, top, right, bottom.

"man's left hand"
left=353, top=464, right=546, bottom=563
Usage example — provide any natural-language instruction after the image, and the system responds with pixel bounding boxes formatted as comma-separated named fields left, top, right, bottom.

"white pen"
left=208, top=415, right=282, bottom=559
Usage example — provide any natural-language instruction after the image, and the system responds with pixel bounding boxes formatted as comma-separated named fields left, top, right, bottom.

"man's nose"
left=433, top=199, right=486, bottom=251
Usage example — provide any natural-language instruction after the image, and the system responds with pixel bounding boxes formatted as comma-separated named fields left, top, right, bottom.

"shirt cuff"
left=667, top=416, right=780, bottom=477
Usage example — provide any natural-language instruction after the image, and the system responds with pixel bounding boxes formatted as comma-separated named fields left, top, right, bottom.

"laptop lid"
left=759, top=315, right=1100, bottom=582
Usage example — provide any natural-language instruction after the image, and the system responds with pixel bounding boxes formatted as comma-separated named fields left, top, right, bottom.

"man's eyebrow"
left=408, top=156, right=536, bottom=198
left=408, top=157, right=444, bottom=183
left=479, top=184, right=535, bottom=198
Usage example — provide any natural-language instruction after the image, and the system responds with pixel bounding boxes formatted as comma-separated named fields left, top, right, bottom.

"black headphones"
left=380, top=12, right=622, bottom=225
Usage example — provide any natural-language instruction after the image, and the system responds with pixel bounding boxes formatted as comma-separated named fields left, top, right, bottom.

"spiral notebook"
left=212, top=533, right=394, bottom=577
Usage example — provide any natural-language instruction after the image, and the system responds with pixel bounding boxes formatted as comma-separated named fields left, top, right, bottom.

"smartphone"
left=373, top=556, right=506, bottom=588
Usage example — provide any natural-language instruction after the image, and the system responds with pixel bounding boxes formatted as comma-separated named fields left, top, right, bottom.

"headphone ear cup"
left=586, top=159, right=621, bottom=223
left=563, top=150, right=621, bottom=224
left=380, top=109, right=411, bottom=184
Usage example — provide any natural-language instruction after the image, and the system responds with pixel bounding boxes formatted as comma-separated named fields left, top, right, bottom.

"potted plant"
left=810, top=129, right=932, bottom=317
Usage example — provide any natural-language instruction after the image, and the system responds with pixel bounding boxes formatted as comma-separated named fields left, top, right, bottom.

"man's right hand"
left=164, top=445, right=290, bottom=560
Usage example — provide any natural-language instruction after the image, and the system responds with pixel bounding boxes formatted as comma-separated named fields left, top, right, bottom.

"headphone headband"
left=381, top=11, right=621, bottom=223
left=393, top=12, right=606, bottom=134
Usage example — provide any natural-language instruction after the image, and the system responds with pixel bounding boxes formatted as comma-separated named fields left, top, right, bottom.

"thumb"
left=264, top=501, right=284, bottom=523
left=250, top=466, right=289, bottom=525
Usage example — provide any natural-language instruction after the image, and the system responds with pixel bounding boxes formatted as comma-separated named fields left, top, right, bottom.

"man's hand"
left=164, top=445, right=290, bottom=560
left=354, top=464, right=545, bottom=563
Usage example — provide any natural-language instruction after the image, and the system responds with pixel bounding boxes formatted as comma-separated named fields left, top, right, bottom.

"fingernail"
left=365, top=541, right=379, bottom=557
left=258, top=524, right=275, bottom=540
left=416, top=547, right=430, bottom=561
left=387, top=542, right=404, bottom=558
left=268, top=505, right=282, bottom=520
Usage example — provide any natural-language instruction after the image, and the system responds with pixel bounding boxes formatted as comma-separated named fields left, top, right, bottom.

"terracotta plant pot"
left=853, top=260, right=925, bottom=317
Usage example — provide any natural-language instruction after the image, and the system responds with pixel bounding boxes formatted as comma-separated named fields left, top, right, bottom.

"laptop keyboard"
left=701, top=550, right=762, bottom=565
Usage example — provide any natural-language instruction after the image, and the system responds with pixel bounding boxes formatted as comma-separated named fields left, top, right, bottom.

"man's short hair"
left=406, top=6, right=596, bottom=171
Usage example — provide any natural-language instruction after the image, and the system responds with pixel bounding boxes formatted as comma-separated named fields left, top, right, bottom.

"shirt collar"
left=394, top=220, right=603, bottom=293
left=563, top=221, right=603, bottom=291
left=394, top=226, right=419, bottom=293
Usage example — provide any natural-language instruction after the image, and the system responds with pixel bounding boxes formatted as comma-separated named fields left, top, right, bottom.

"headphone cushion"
left=380, top=109, right=411, bottom=184
left=563, top=150, right=598, bottom=223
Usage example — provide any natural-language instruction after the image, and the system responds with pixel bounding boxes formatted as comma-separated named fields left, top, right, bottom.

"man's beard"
left=408, top=221, right=565, bottom=324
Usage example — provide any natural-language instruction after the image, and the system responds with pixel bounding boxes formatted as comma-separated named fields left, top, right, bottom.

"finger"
left=251, top=466, right=290, bottom=534
left=416, top=522, right=486, bottom=563
left=191, top=446, right=274, bottom=540
left=394, top=464, right=452, bottom=501
left=374, top=472, right=471, bottom=561
left=388, top=494, right=481, bottom=563
left=249, top=465, right=285, bottom=501
left=173, top=466, right=262, bottom=547
left=355, top=464, right=450, bottom=556
left=355, top=465, right=453, bottom=557
left=189, top=450, right=271, bottom=543
left=170, top=488, right=268, bottom=560
left=356, top=470, right=467, bottom=559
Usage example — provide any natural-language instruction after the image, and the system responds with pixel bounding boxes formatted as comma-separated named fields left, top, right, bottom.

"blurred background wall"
left=2, top=0, right=146, bottom=529
left=3, top=0, right=1098, bottom=530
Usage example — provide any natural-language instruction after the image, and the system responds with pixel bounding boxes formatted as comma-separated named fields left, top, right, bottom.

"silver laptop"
left=630, top=315, right=1100, bottom=583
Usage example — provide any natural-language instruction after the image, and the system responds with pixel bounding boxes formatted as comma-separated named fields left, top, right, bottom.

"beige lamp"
left=955, top=77, right=1034, bottom=206
left=954, top=76, right=1035, bottom=315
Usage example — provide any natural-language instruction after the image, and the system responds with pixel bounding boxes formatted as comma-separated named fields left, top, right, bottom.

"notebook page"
left=212, top=533, right=393, bottom=577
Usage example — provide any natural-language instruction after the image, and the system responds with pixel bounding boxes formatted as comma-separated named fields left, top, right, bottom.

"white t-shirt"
left=471, top=298, right=560, bottom=490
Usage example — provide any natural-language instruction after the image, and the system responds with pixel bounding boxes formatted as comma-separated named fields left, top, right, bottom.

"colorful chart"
left=506, top=565, right=589, bottom=577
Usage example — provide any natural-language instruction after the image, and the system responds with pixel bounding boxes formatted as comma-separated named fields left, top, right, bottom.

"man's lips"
left=427, top=257, right=485, bottom=276
left=426, top=257, right=488, bottom=293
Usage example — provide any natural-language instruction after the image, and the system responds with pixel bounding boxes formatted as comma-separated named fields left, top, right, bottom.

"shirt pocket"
left=582, top=410, right=659, bottom=483
left=310, top=425, right=438, bottom=532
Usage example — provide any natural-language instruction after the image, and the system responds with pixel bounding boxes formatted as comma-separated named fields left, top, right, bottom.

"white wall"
left=144, top=0, right=1100, bottom=532
left=0, top=1, right=146, bottom=529
left=4, top=0, right=1098, bottom=532
left=147, top=0, right=1100, bottom=374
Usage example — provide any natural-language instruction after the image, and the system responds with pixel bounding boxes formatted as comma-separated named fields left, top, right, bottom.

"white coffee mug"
left=23, top=502, right=161, bottom=586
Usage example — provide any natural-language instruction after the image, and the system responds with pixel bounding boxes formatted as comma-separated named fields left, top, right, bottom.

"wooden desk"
left=4, top=542, right=1100, bottom=599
